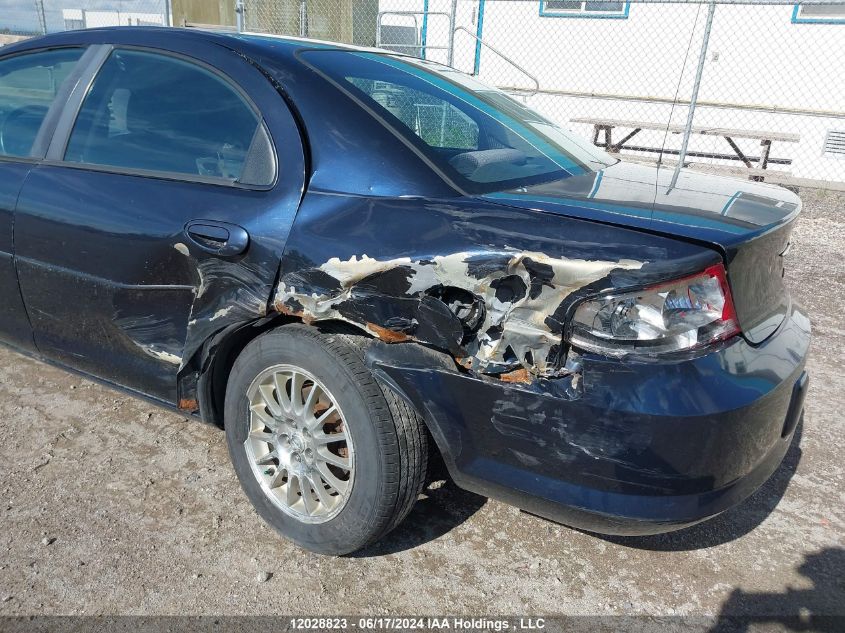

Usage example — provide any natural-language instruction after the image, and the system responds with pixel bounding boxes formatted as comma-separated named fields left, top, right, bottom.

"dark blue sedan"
left=0, top=27, right=810, bottom=554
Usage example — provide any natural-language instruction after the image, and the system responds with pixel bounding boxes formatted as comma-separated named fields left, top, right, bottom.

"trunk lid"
left=480, top=162, right=800, bottom=344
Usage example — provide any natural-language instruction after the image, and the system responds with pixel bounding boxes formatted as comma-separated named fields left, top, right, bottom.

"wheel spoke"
left=249, top=431, right=275, bottom=444
left=309, top=472, right=333, bottom=508
left=259, top=384, right=282, bottom=418
left=316, top=461, right=349, bottom=495
left=268, top=467, right=287, bottom=489
left=254, top=449, right=278, bottom=466
left=318, top=449, right=350, bottom=470
left=302, top=382, right=321, bottom=418
left=250, top=404, right=279, bottom=430
left=300, top=478, right=316, bottom=515
left=290, top=371, right=305, bottom=415
left=285, top=474, right=300, bottom=507
left=312, top=429, right=347, bottom=445
left=307, top=404, right=337, bottom=430
left=273, top=372, right=293, bottom=414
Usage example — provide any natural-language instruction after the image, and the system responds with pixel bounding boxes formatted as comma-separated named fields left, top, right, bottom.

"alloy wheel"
left=244, top=365, right=354, bottom=524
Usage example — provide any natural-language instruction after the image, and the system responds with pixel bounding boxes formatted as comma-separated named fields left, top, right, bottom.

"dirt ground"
left=0, top=189, right=842, bottom=619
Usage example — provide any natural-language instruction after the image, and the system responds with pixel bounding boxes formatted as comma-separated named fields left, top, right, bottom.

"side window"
left=348, top=78, right=480, bottom=151
left=0, top=48, right=84, bottom=158
left=65, top=49, right=265, bottom=183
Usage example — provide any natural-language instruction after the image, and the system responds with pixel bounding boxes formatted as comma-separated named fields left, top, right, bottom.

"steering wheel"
left=0, top=105, right=49, bottom=156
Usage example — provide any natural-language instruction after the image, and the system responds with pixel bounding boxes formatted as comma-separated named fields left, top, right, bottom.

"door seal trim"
left=45, top=44, right=113, bottom=161
left=30, top=46, right=104, bottom=159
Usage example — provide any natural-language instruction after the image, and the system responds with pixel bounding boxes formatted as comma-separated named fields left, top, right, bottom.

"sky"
left=0, top=0, right=165, bottom=34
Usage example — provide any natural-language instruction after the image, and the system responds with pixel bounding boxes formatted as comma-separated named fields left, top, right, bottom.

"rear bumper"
left=368, top=302, right=811, bottom=535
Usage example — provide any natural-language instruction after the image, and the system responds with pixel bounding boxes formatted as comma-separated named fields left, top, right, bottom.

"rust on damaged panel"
left=497, top=368, right=532, bottom=384
left=178, top=398, right=199, bottom=411
left=365, top=322, right=413, bottom=343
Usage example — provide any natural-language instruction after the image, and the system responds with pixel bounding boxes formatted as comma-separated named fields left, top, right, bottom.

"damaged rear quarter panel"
left=275, top=193, right=719, bottom=380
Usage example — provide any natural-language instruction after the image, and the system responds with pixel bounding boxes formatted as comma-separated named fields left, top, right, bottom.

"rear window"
left=303, top=51, right=614, bottom=193
left=65, top=49, right=267, bottom=184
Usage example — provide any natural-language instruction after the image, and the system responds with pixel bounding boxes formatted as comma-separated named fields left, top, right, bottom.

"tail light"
left=567, top=263, right=740, bottom=356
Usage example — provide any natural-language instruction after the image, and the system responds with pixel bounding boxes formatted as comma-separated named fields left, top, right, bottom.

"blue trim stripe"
left=539, top=1, right=631, bottom=20
left=473, top=0, right=486, bottom=75
left=357, top=52, right=587, bottom=175
left=720, top=191, right=741, bottom=216
left=791, top=3, right=845, bottom=24
left=587, top=169, right=603, bottom=198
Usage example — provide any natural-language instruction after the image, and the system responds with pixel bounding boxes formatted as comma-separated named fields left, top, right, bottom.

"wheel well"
left=198, top=317, right=372, bottom=428
left=200, top=316, right=448, bottom=485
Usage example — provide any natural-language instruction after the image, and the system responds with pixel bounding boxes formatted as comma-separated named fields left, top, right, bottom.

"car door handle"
left=185, top=220, right=249, bottom=257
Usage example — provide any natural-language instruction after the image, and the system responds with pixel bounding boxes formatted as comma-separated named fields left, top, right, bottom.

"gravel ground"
left=0, top=189, right=842, bottom=618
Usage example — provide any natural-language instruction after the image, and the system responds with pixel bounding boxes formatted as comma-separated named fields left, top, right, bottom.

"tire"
left=224, top=323, right=428, bottom=555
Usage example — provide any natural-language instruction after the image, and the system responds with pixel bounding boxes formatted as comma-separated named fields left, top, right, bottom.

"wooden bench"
left=570, top=117, right=800, bottom=177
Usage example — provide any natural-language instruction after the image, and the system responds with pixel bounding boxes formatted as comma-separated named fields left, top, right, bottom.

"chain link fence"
left=2, top=0, right=844, bottom=188
left=1, top=1, right=169, bottom=36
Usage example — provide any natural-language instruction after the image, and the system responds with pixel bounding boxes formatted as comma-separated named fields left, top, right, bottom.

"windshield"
left=301, top=50, right=615, bottom=194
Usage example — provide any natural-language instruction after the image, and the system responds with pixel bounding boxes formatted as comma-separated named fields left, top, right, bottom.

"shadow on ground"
left=600, top=418, right=805, bottom=552
left=351, top=479, right=487, bottom=557
left=709, top=546, right=845, bottom=631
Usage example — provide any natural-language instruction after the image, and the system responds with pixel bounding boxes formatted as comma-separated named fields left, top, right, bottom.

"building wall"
left=171, top=0, right=237, bottom=27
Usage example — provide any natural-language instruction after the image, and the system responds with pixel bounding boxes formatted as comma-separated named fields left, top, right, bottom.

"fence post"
left=300, top=0, right=308, bottom=37
left=447, top=0, right=458, bottom=67
left=235, top=0, right=245, bottom=32
left=668, top=0, right=717, bottom=191
left=163, top=0, right=172, bottom=26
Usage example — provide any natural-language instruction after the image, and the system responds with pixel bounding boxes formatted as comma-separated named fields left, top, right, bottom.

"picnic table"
left=570, top=117, right=800, bottom=172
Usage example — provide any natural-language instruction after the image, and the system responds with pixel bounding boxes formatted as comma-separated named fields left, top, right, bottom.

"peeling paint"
left=138, top=345, right=182, bottom=366
left=114, top=311, right=187, bottom=370
left=275, top=250, right=642, bottom=377
left=209, top=306, right=234, bottom=321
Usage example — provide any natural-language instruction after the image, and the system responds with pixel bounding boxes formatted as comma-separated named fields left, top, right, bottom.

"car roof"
left=4, top=26, right=392, bottom=58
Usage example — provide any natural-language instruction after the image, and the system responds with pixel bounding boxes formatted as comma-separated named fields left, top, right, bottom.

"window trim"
left=791, top=3, right=845, bottom=24
left=44, top=44, right=113, bottom=161
left=539, top=0, right=631, bottom=19
left=49, top=45, right=278, bottom=190
left=0, top=45, right=89, bottom=162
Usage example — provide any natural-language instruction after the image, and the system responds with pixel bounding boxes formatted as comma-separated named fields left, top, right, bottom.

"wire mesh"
left=2, top=0, right=844, bottom=187
left=1, top=1, right=170, bottom=35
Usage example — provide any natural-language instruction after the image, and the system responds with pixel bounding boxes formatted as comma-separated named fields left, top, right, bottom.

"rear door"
left=0, top=46, right=87, bottom=352
left=14, top=36, right=305, bottom=403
